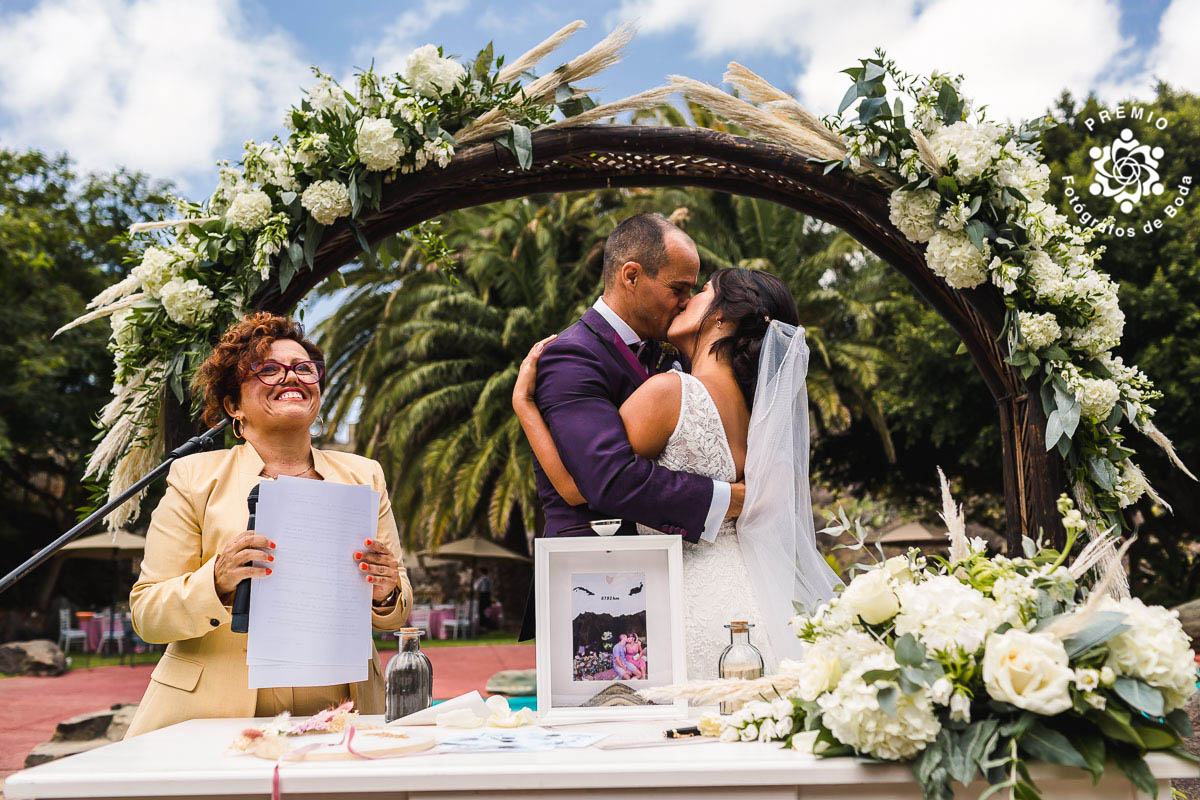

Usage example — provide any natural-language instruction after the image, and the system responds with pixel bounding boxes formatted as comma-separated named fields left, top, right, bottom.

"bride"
left=513, top=267, right=841, bottom=678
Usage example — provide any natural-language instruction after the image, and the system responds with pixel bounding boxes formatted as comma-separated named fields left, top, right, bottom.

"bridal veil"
left=738, top=320, right=842, bottom=665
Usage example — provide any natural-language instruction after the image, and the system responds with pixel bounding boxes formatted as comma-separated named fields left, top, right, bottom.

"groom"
left=518, top=213, right=745, bottom=641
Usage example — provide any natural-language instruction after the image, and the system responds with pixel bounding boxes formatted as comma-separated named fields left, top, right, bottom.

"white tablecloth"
left=6, top=713, right=1195, bottom=799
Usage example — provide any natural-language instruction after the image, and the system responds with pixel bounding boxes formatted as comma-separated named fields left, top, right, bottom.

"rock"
left=24, top=739, right=108, bottom=768
left=53, top=710, right=114, bottom=742
left=0, top=639, right=66, bottom=676
left=582, top=683, right=650, bottom=707
left=485, top=669, right=536, bottom=697
left=106, top=703, right=138, bottom=741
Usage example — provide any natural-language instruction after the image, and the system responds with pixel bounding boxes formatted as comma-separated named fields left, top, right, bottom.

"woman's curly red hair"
left=193, top=312, right=325, bottom=427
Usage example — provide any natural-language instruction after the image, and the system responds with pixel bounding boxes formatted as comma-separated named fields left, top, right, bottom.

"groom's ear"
left=618, top=260, right=642, bottom=289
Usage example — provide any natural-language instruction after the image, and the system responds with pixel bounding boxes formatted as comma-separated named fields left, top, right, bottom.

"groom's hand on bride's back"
left=725, top=481, right=745, bottom=518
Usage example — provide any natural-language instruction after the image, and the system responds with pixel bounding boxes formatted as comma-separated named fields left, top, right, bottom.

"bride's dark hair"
left=695, top=268, right=799, bottom=406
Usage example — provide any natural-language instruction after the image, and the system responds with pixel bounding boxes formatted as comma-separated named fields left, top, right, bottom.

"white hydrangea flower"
left=1074, top=375, right=1120, bottom=420
left=888, top=188, right=939, bottom=243
left=355, top=117, right=406, bottom=171
left=1098, top=596, right=1197, bottom=711
left=894, top=575, right=1006, bottom=654
left=130, top=246, right=179, bottom=299
left=301, top=179, right=352, bottom=225
left=995, top=143, right=1050, bottom=202
left=1114, top=460, right=1148, bottom=508
left=1017, top=311, right=1061, bottom=351
left=404, top=44, right=467, bottom=98
left=940, top=196, right=972, bottom=232
left=925, top=229, right=989, bottom=288
left=927, top=121, right=1004, bottom=182
left=1065, top=288, right=1125, bottom=356
left=225, top=189, right=273, bottom=232
left=816, top=651, right=941, bottom=761
left=109, top=306, right=138, bottom=354
left=308, top=76, right=348, bottom=116
left=263, top=149, right=299, bottom=192
left=159, top=277, right=218, bottom=327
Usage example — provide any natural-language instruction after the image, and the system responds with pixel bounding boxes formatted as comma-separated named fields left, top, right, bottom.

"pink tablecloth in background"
left=428, top=607, right=455, bottom=639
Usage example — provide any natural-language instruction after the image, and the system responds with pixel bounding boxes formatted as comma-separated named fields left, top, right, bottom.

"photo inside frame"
left=545, top=546, right=676, bottom=709
left=571, top=571, right=647, bottom=683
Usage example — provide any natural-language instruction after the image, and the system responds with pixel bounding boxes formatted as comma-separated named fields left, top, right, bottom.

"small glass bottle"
left=385, top=627, right=433, bottom=722
left=718, top=621, right=764, bottom=715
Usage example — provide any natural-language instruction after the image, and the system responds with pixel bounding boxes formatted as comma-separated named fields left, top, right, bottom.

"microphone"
left=230, top=485, right=260, bottom=634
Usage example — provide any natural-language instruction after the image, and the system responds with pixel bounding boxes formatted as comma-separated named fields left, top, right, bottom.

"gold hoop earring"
left=232, top=417, right=245, bottom=439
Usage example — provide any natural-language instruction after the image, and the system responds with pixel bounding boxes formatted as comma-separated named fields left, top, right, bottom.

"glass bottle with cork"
left=385, top=626, right=433, bottom=722
left=717, top=620, right=764, bottom=715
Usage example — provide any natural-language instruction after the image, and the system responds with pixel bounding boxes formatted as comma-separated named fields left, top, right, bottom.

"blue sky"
left=1, top=0, right=1196, bottom=205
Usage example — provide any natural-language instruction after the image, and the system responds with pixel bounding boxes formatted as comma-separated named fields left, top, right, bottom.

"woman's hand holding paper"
left=214, top=531, right=277, bottom=596
left=354, top=537, right=400, bottom=603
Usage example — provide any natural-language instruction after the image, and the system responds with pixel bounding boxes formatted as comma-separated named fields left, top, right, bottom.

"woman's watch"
left=372, top=584, right=400, bottom=608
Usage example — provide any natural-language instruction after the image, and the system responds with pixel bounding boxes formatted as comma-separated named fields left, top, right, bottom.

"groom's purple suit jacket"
left=518, top=307, right=714, bottom=640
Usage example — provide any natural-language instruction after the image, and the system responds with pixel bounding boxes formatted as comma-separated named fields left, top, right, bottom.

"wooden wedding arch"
left=246, top=124, right=1066, bottom=550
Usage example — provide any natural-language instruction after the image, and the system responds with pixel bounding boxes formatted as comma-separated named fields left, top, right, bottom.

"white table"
left=5, top=714, right=1195, bottom=800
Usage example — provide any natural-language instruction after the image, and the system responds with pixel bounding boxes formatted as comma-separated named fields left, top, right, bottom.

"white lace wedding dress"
left=637, top=371, right=778, bottom=680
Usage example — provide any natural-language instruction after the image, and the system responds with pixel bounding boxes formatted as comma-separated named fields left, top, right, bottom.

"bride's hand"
left=512, top=335, right=557, bottom=408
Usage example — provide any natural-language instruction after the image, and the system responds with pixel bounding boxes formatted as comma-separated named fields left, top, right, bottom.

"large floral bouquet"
left=702, top=475, right=1197, bottom=799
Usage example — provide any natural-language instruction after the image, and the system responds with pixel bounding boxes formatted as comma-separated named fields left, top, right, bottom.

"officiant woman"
left=123, top=312, right=413, bottom=738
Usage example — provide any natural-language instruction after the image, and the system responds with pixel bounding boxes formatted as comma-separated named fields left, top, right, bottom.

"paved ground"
left=0, top=643, right=533, bottom=788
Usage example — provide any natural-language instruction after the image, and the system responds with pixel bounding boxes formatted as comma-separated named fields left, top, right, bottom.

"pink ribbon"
left=271, top=725, right=428, bottom=800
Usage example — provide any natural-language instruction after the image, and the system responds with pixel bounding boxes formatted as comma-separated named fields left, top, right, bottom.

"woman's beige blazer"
left=124, top=443, right=413, bottom=738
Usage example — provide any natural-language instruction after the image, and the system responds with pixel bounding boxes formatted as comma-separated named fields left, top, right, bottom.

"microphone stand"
left=0, top=419, right=230, bottom=596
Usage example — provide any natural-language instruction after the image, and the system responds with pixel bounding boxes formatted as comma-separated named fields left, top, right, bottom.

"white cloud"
left=1142, top=0, right=1200, bottom=93
left=613, top=0, right=1154, bottom=124
left=349, top=0, right=469, bottom=79
left=0, top=0, right=310, bottom=199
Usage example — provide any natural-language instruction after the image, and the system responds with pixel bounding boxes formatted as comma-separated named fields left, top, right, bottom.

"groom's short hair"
left=602, top=213, right=679, bottom=286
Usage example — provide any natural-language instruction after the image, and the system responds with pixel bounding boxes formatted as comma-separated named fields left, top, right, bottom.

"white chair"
left=57, top=608, right=87, bottom=654
left=408, top=605, right=432, bottom=638
left=442, top=601, right=475, bottom=640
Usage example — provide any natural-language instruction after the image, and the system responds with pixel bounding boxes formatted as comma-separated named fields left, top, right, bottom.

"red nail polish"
left=360, top=563, right=368, bottom=571
left=266, top=568, right=272, bottom=576
left=366, top=576, right=374, bottom=583
left=354, top=551, right=362, bottom=559
left=268, top=555, right=274, bottom=562
left=364, top=539, right=373, bottom=547
left=270, top=541, right=277, bottom=549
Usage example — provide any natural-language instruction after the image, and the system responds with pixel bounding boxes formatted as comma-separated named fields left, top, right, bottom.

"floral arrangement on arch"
left=644, top=471, right=1199, bottom=800
left=668, top=51, right=1195, bottom=546
left=57, top=22, right=682, bottom=527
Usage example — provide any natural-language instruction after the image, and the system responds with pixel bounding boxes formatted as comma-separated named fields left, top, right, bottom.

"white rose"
left=982, top=629, right=1073, bottom=715
left=840, top=568, right=899, bottom=625
left=301, top=180, right=352, bottom=226
left=757, top=719, right=778, bottom=741
left=797, top=643, right=843, bottom=701
left=225, top=189, right=273, bottom=231
left=738, top=724, right=758, bottom=742
left=719, top=726, right=739, bottom=743
left=883, top=555, right=915, bottom=584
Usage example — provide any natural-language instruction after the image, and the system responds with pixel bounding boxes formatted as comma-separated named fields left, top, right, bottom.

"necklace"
left=260, top=463, right=319, bottom=480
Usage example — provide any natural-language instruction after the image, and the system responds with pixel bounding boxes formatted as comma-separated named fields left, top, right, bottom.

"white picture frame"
left=535, top=536, right=687, bottom=725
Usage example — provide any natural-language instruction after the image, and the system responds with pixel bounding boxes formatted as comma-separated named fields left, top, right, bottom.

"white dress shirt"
left=592, top=297, right=729, bottom=543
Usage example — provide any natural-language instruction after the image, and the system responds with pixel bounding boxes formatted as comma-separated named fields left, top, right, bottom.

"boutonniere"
left=657, top=342, right=682, bottom=372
